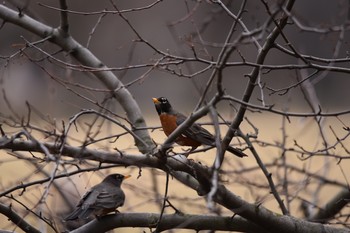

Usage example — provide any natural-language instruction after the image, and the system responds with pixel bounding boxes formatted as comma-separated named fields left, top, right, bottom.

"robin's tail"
left=227, top=146, right=248, bottom=158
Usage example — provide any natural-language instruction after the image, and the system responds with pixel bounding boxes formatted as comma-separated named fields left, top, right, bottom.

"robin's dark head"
left=103, top=174, right=131, bottom=186
left=152, top=97, right=172, bottom=115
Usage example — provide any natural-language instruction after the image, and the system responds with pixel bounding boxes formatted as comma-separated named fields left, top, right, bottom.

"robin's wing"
left=175, top=113, right=215, bottom=146
left=174, top=111, right=248, bottom=158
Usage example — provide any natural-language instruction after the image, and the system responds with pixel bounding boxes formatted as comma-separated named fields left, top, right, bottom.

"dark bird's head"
left=152, top=97, right=173, bottom=115
left=103, top=174, right=131, bottom=186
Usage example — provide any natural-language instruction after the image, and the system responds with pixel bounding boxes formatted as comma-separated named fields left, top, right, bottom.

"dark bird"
left=65, top=174, right=130, bottom=221
left=152, top=97, right=248, bottom=158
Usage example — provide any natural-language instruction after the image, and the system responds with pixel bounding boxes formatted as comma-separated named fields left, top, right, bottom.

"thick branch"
left=0, top=203, right=41, bottom=233
left=0, top=4, right=154, bottom=153
left=0, top=137, right=209, bottom=196
left=310, top=188, right=350, bottom=223
left=70, top=212, right=267, bottom=233
left=58, top=0, right=69, bottom=34
left=214, top=185, right=349, bottom=233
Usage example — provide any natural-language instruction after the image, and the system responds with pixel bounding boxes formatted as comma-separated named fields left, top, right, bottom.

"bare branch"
left=0, top=203, right=41, bottom=233
left=310, top=188, right=350, bottom=223
left=220, top=0, right=296, bottom=158
left=0, top=136, right=347, bottom=233
left=0, top=4, right=154, bottom=153
left=58, top=0, right=69, bottom=34
left=70, top=212, right=268, bottom=233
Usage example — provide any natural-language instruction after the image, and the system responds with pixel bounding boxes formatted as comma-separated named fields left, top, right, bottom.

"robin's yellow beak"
left=123, top=175, right=131, bottom=180
left=152, top=98, right=160, bottom=104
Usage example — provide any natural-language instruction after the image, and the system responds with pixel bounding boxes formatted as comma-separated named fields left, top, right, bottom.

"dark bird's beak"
left=123, top=175, right=131, bottom=180
left=152, top=98, right=160, bottom=104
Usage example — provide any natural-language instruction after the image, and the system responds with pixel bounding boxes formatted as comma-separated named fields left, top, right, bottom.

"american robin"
left=64, top=174, right=130, bottom=221
left=152, top=97, right=247, bottom=158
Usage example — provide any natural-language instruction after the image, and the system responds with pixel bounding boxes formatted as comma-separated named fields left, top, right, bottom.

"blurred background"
left=1, top=0, right=350, bottom=115
left=0, top=0, right=350, bottom=232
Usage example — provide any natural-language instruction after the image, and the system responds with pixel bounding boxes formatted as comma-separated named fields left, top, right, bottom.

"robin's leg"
left=167, top=148, right=177, bottom=156
left=157, top=145, right=174, bottom=158
left=183, top=146, right=197, bottom=157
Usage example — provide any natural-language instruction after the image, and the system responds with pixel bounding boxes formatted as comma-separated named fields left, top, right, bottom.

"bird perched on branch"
left=65, top=173, right=131, bottom=221
left=152, top=97, right=247, bottom=158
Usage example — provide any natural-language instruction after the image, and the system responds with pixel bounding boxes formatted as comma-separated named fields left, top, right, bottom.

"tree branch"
left=214, top=185, right=349, bottom=233
left=218, top=0, right=297, bottom=216
left=0, top=136, right=347, bottom=233
left=69, top=212, right=268, bottom=233
left=0, top=4, right=154, bottom=153
left=58, top=0, right=69, bottom=34
left=0, top=203, right=41, bottom=233
left=221, top=0, right=296, bottom=153
left=310, top=188, right=350, bottom=223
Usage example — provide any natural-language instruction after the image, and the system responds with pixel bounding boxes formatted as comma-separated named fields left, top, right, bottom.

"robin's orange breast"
left=159, top=114, right=201, bottom=148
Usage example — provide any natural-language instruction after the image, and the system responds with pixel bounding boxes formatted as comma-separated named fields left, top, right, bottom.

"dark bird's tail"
left=64, top=208, right=91, bottom=221
left=227, top=146, right=248, bottom=158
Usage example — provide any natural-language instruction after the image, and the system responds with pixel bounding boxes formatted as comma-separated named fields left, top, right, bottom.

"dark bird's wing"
left=64, top=189, right=99, bottom=221
left=65, top=185, right=125, bottom=221
left=94, top=188, right=125, bottom=209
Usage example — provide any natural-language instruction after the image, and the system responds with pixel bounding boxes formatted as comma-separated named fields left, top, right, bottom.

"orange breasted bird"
left=152, top=97, right=247, bottom=158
